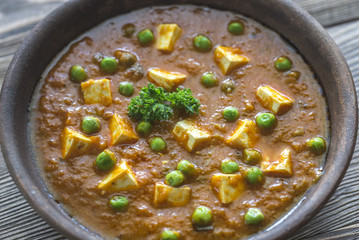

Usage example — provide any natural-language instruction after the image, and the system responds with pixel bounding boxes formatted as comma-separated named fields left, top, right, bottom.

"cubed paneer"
left=81, top=79, right=112, bottom=106
left=147, top=68, right=186, bottom=91
left=261, top=148, right=293, bottom=177
left=173, top=120, right=211, bottom=152
left=97, top=161, right=139, bottom=192
left=109, top=113, right=139, bottom=146
left=256, top=85, right=293, bottom=115
left=211, top=173, right=245, bottom=204
left=226, top=119, right=259, bottom=149
left=154, top=182, right=191, bottom=207
left=214, top=46, right=249, bottom=75
left=62, top=127, right=93, bottom=159
left=156, top=23, right=182, bottom=52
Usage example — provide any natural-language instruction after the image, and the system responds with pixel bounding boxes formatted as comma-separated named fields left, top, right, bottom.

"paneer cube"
left=173, top=120, right=211, bottom=152
left=214, top=46, right=249, bottom=75
left=211, top=173, right=245, bottom=204
left=226, top=119, right=259, bottom=149
left=109, top=113, right=139, bottom=146
left=81, top=79, right=112, bottom=106
left=261, top=148, right=293, bottom=177
left=256, top=85, right=293, bottom=115
left=97, top=161, right=139, bottom=192
left=154, top=182, right=191, bottom=207
left=156, top=23, right=182, bottom=52
left=62, top=127, right=93, bottom=159
left=147, top=68, right=186, bottom=91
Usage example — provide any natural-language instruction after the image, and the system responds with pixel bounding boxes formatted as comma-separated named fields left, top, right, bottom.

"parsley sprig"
left=128, top=83, right=200, bottom=122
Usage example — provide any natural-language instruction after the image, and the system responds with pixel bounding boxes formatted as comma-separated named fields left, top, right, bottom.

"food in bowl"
left=30, top=5, right=329, bottom=240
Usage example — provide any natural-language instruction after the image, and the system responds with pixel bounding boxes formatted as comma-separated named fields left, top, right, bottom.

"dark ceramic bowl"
left=0, top=0, right=357, bottom=239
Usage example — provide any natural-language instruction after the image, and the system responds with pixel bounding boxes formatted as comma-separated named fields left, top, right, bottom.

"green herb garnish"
left=128, top=84, right=200, bottom=122
left=168, top=88, right=200, bottom=115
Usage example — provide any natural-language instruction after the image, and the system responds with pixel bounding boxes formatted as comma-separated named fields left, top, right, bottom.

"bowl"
left=0, top=0, right=357, bottom=239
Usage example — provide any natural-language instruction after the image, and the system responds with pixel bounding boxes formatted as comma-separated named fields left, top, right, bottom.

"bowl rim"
left=0, top=0, right=357, bottom=239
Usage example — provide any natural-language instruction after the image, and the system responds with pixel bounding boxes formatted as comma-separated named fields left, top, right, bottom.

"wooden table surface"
left=1, top=0, right=359, bottom=239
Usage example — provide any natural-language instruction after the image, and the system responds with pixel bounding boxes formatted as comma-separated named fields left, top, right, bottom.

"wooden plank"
left=0, top=0, right=68, bottom=37
left=293, top=0, right=359, bottom=27
left=1, top=0, right=359, bottom=240
left=309, top=224, right=359, bottom=239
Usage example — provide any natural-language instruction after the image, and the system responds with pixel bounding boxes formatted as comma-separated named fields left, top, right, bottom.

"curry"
left=31, top=5, right=329, bottom=240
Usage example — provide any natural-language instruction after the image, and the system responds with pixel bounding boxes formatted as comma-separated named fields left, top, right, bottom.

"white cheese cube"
left=226, top=119, right=259, bottom=149
left=147, top=68, right=186, bottom=91
left=261, top=148, right=293, bottom=177
left=173, top=120, right=211, bottom=152
left=109, top=113, right=139, bottom=146
left=97, top=161, right=139, bottom=192
left=62, top=127, right=93, bottom=159
left=81, top=79, right=112, bottom=106
left=256, top=85, right=293, bottom=115
left=154, top=182, right=191, bottom=207
left=211, top=173, right=245, bottom=204
left=214, top=46, right=249, bottom=75
left=156, top=23, right=182, bottom=52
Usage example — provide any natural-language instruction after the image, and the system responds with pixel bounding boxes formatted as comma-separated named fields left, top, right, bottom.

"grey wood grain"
left=1, top=0, right=359, bottom=239
left=294, top=0, right=359, bottom=27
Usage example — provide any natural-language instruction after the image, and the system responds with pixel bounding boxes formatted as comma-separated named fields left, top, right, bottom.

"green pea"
left=193, top=34, right=212, bottom=52
left=177, top=160, right=196, bottom=176
left=201, top=72, right=218, bottom=88
left=118, top=82, right=134, bottom=97
left=70, top=65, right=87, bottom=83
left=115, top=50, right=137, bottom=67
left=150, top=137, right=167, bottom=152
left=245, top=208, right=264, bottom=225
left=165, top=170, right=184, bottom=187
left=220, top=159, right=239, bottom=173
left=222, top=106, right=239, bottom=122
left=221, top=79, right=235, bottom=93
left=120, top=52, right=137, bottom=67
left=243, top=149, right=262, bottom=165
left=137, top=29, right=154, bottom=45
left=192, top=206, right=212, bottom=226
left=161, top=229, right=180, bottom=240
left=228, top=21, right=244, bottom=35
left=136, top=121, right=152, bottom=138
left=81, top=116, right=101, bottom=134
left=275, top=56, right=292, bottom=71
left=246, top=167, right=264, bottom=184
left=307, top=137, right=326, bottom=155
left=122, top=23, right=136, bottom=37
left=256, top=112, right=276, bottom=130
left=109, top=195, right=129, bottom=211
left=100, top=57, right=118, bottom=74
left=96, top=149, right=116, bottom=171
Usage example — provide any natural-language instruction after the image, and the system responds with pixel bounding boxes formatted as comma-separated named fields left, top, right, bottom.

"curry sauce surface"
left=31, top=5, right=329, bottom=240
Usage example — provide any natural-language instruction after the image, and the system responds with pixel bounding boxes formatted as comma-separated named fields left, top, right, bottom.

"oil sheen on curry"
left=31, top=5, right=329, bottom=240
